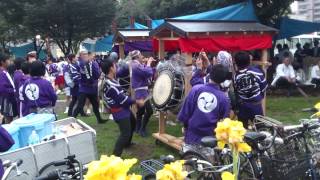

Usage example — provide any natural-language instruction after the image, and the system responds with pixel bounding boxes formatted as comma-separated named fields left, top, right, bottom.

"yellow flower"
left=221, top=171, right=235, bottom=180
left=85, top=155, right=139, bottom=180
left=126, top=174, right=142, bottom=180
left=156, top=160, right=188, bottom=180
left=314, top=102, right=320, bottom=110
left=315, top=111, right=320, bottom=117
left=235, top=142, right=252, bottom=152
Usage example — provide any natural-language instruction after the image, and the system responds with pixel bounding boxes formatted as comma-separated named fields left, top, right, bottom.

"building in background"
left=293, top=0, right=320, bottom=22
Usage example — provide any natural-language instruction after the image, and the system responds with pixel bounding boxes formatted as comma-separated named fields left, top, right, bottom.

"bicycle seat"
left=200, top=136, right=217, bottom=148
left=244, top=132, right=266, bottom=144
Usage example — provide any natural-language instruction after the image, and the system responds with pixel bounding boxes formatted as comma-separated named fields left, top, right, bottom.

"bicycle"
left=141, top=154, right=232, bottom=180
left=252, top=113, right=320, bottom=180
left=35, top=155, right=87, bottom=180
left=1, top=159, right=29, bottom=180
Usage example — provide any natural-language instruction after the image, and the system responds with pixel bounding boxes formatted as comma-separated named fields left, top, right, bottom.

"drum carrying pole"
left=158, top=39, right=166, bottom=134
left=261, top=49, right=268, bottom=115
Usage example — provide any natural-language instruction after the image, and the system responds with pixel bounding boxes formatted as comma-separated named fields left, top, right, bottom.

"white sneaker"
left=86, top=109, right=91, bottom=115
left=166, top=121, right=177, bottom=126
left=109, top=114, right=114, bottom=120
left=56, top=89, right=62, bottom=95
left=64, top=107, right=69, bottom=114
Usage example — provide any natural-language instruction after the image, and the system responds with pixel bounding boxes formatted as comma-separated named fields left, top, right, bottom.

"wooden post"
left=158, top=39, right=165, bottom=59
left=261, top=49, right=268, bottom=115
left=183, top=53, right=193, bottom=65
left=119, top=43, right=125, bottom=59
left=159, top=112, right=166, bottom=134
left=182, top=53, right=193, bottom=95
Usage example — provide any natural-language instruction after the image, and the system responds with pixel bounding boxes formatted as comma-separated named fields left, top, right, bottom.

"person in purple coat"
left=13, top=57, right=26, bottom=116
left=190, top=52, right=210, bottom=86
left=178, top=64, right=230, bottom=145
left=233, top=52, right=267, bottom=128
left=21, top=61, right=57, bottom=115
left=72, top=51, right=107, bottom=124
left=18, top=62, right=30, bottom=117
left=0, top=54, right=18, bottom=123
left=0, top=125, right=14, bottom=179
left=130, top=50, right=154, bottom=137
left=101, top=58, right=144, bottom=156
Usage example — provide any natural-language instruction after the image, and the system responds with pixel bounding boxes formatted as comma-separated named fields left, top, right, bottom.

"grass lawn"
left=57, top=96, right=319, bottom=165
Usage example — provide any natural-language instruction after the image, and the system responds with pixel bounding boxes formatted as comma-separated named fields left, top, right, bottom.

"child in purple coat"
left=0, top=53, right=18, bottom=123
left=21, top=61, right=57, bottom=115
left=234, top=52, right=267, bottom=128
left=18, top=62, right=30, bottom=117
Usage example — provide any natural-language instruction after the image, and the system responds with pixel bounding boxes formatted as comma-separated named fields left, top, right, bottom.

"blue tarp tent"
left=151, top=0, right=257, bottom=29
left=126, top=22, right=148, bottom=29
left=83, top=35, right=114, bottom=52
left=151, top=19, right=165, bottom=29
left=9, top=43, right=46, bottom=60
left=277, top=17, right=320, bottom=40
left=95, top=35, right=113, bottom=52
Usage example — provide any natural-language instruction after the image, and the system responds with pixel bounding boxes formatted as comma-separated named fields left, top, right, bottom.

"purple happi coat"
left=13, top=70, right=24, bottom=95
left=178, top=83, right=230, bottom=144
left=18, top=75, right=30, bottom=116
left=78, top=59, right=100, bottom=94
left=103, top=78, right=135, bottom=120
left=21, top=77, right=57, bottom=115
left=0, top=69, right=16, bottom=109
left=0, top=70, right=15, bottom=97
left=69, top=61, right=81, bottom=96
left=0, top=125, right=14, bottom=179
left=48, top=63, right=59, bottom=77
left=234, top=66, right=267, bottom=103
left=131, top=60, right=153, bottom=99
left=190, top=68, right=210, bottom=87
left=234, top=66, right=267, bottom=121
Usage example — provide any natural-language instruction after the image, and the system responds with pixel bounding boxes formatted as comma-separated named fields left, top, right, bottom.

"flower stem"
left=232, top=147, right=239, bottom=180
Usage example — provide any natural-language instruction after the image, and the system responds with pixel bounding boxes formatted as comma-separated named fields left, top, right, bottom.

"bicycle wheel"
left=182, top=151, right=218, bottom=180
left=239, top=153, right=258, bottom=180
left=144, top=173, right=156, bottom=180
left=220, top=152, right=257, bottom=180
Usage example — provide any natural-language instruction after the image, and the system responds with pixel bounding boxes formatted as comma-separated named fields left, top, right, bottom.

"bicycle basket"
left=261, top=140, right=310, bottom=180
left=140, top=159, right=164, bottom=177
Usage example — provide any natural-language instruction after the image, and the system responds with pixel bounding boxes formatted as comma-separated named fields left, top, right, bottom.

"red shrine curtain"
left=153, top=34, right=273, bottom=52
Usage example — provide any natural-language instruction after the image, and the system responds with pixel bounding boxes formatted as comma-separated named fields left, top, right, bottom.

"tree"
left=0, top=0, right=116, bottom=55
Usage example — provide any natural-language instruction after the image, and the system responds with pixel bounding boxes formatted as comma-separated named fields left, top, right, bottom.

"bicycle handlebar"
left=35, top=170, right=60, bottom=180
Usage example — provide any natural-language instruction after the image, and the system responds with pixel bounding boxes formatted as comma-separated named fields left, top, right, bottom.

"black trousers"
left=113, top=111, right=136, bottom=156
left=68, top=95, right=85, bottom=116
left=275, top=77, right=297, bottom=94
left=73, top=93, right=102, bottom=122
left=311, top=78, right=320, bottom=88
left=136, top=100, right=153, bottom=132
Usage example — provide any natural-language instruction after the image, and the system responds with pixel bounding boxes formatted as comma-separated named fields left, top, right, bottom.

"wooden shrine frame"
left=150, top=19, right=277, bottom=150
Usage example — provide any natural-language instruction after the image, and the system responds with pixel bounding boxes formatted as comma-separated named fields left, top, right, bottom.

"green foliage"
left=0, top=0, right=116, bottom=55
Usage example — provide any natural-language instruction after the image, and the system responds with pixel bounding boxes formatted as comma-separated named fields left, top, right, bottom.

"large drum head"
left=152, top=71, right=174, bottom=109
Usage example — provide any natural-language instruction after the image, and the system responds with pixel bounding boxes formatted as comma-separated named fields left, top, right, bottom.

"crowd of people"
left=0, top=45, right=318, bottom=158
left=178, top=51, right=266, bottom=144
left=0, top=49, right=158, bottom=157
left=272, top=42, right=320, bottom=91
